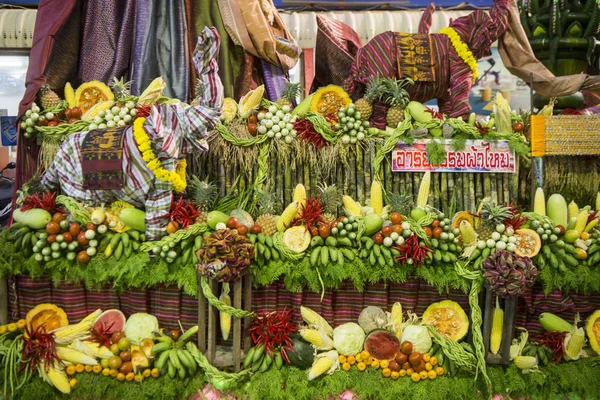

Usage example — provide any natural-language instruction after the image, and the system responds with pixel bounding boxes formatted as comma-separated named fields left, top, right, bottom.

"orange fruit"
left=66, top=365, right=76, bottom=375
left=151, top=368, right=160, bottom=378
left=92, top=365, right=102, bottom=374
left=75, top=364, right=84, bottom=373
left=117, top=373, right=126, bottom=381
left=84, top=365, right=93, bottom=373
left=382, top=368, right=391, bottom=377
left=126, top=372, right=135, bottom=382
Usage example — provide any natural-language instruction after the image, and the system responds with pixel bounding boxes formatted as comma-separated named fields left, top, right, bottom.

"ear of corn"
left=221, top=98, right=237, bottom=122
left=490, top=297, right=504, bottom=355
left=42, top=364, right=71, bottom=394
left=51, top=309, right=102, bottom=344
left=574, top=210, right=588, bottom=234
left=342, top=195, right=362, bottom=217
left=79, top=341, right=113, bottom=359
left=416, top=171, right=431, bottom=208
left=534, top=188, right=546, bottom=216
left=300, top=306, right=333, bottom=336
left=64, top=82, right=76, bottom=108
left=568, top=201, right=579, bottom=221
left=238, top=85, right=265, bottom=118
left=460, top=220, right=478, bottom=245
left=300, top=327, right=333, bottom=351
left=513, top=355, right=538, bottom=370
left=564, top=328, right=586, bottom=360
left=388, top=302, right=403, bottom=338
left=370, top=181, right=383, bottom=215
left=293, top=184, right=307, bottom=217
left=56, top=346, right=98, bottom=365
left=81, top=100, right=115, bottom=120
left=308, top=350, right=339, bottom=380
left=277, top=201, right=299, bottom=232
left=220, top=283, right=232, bottom=341
left=138, top=77, right=166, bottom=106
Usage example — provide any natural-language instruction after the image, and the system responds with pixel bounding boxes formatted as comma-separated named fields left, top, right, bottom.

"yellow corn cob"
left=416, top=171, right=431, bottom=208
left=56, top=346, right=98, bottom=365
left=370, top=180, right=383, bottom=215
left=138, top=77, right=166, bottom=106
left=533, top=188, right=545, bottom=216
left=300, top=306, right=333, bottom=336
left=596, top=193, right=600, bottom=211
left=490, top=297, right=504, bottom=355
left=568, top=201, right=579, bottom=221
left=221, top=98, right=237, bottom=122
left=238, top=85, right=265, bottom=118
left=64, top=82, right=76, bottom=108
left=342, top=195, right=362, bottom=217
left=277, top=201, right=299, bottom=232
left=293, top=184, right=307, bottom=217
left=389, top=302, right=403, bottom=338
left=81, top=100, right=115, bottom=120
left=308, top=350, right=339, bottom=380
left=513, top=355, right=538, bottom=369
left=79, top=341, right=113, bottom=359
left=51, top=309, right=102, bottom=344
left=43, top=364, right=71, bottom=394
left=460, top=220, right=478, bottom=245
left=564, top=328, right=585, bottom=360
left=300, top=327, right=334, bottom=350
left=220, top=283, right=232, bottom=341
left=574, top=210, right=588, bottom=233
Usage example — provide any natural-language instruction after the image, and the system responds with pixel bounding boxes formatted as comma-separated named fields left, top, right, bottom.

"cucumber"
left=311, top=236, right=324, bottom=247
left=325, top=236, right=337, bottom=247
left=257, top=233, right=266, bottom=244
left=329, top=247, right=338, bottom=262
left=336, top=237, right=353, bottom=247
left=373, top=244, right=381, bottom=257
left=369, top=251, right=377, bottom=266
left=342, top=248, right=355, bottom=261
left=337, top=250, right=345, bottom=266
left=265, top=235, right=273, bottom=248
left=310, top=247, right=321, bottom=267
left=320, top=246, right=329, bottom=266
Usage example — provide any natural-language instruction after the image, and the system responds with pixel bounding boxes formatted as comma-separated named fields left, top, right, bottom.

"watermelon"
left=285, top=334, right=314, bottom=369
left=93, top=309, right=126, bottom=335
left=364, top=329, right=400, bottom=361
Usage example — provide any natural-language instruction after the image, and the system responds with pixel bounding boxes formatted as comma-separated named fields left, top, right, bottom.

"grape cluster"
left=89, top=102, right=137, bottom=130
left=257, top=105, right=298, bottom=143
left=334, top=104, right=369, bottom=144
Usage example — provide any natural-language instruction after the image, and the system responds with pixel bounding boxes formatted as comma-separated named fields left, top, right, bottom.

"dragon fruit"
left=482, top=250, right=537, bottom=297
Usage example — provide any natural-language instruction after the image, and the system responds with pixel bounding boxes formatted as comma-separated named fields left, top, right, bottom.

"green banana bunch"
left=152, top=326, right=200, bottom=378
left=243, top=344, right=284, bottom=373
left=250, top=233, right=283, bottom=266
left=104, top=230, right=145, bottom=261
left=149, top=235, right=203, bottom=265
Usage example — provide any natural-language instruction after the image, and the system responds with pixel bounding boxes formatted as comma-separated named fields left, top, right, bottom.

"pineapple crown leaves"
left=479, top=198, right=512, bottom=226
left=186, top=175, right=218, bottom=210
left=363, top=76, right=387, bottom=103
left=386, top=190, right=413, bottom=216
left=381, top=78, right=414, bottom=108
left=256, top=186, right=280, bottom=215
left=317, top=183, right=342, bottom=214
left=109, top=77, right=132, bottom=99
left=281, top=81, right=302, bottom=102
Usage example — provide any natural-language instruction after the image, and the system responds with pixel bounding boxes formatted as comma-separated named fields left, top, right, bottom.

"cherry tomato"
left=401, top=341, right=413, bottom=355
left=48, top=121, right=58, bottom=127
left=237, top=225, right=248, bottom=236
left=64, top=109, right=73, bottom=119
left=47, top=234, right=57, bottom=244
left=512, top=122, right=525, bottom=132
left=77, top=232, right=89, bottom=246
left=390, top=212, right=403, bottom=225
left=227, top=216, right=239, bottom=229
left=248, top=115, right=258, bottom=124
left=374, top=232, right=384, bottom=245
left=395, top=352, right=408, bottom=365
left=319, top=224, right=331, bottom=239
left=52, top=213, right=65, bottom=223
left=247, top=122, right=258, bottom=136
left=250, top=224, right=262, bottom=234
left=68, top=117, right=80, bottom=124
left=62, top=232, right=73, bottom=243
left=46, top=222, right=61, bottom=235
left=77, top=251, right=90, bottom=264
left=69, top=223, right=81, bottom=236
left=409, top=352, right=422, bottom=366
left=381, top=226, right=392, bottom=237
left=37, top=119, right=48, bottom=127
left=391, top=224, right=403, bottom=234
left=86, top=222, right=97, bottom=231
left=424, top=226, right=433, bottom=237
left=71, top=107, right=83, bottom=119
left=310, top=226, right=319, bottom=237
left=431, top=219, right=440, bottom=228
left=433, top=227, right=443, bottom=239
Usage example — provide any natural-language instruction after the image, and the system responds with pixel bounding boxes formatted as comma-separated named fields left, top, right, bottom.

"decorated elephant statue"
left=342, top=0, right=511, bottom=118
left=40, top=28, right=224, bottom=240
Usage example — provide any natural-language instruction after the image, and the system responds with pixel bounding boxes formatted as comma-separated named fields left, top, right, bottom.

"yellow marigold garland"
left=440, top=27, right=479, bottom=83
left=133, top=117, right=187, bottom=192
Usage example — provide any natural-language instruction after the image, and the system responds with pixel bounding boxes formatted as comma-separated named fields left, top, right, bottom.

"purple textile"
left=260, top=59, right=287, bottom=101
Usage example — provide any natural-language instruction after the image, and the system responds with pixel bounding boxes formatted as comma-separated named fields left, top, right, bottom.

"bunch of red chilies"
left=503, top=201, right=528, bottom=231
left=249, top=308, right=297, bottom=363
left=292, top=196, right=325, bottom=233
left=393, top=235, right=432, bottom=266
left=20, top=191, right=64, bottom=214
left=293, top=119, right=329, bottom=149
left=21, top=325, right=61, bottom=373
left=531, top=331, right=566, bottom=365
left=170, top=197, right=200, bottom=228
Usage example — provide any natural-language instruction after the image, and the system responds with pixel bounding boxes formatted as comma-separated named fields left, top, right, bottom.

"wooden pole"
left=0, top=277, right=7, bottom=325
left=197, top=271, right=207, bottom=353
left=233, top=280, right=243, bottom=372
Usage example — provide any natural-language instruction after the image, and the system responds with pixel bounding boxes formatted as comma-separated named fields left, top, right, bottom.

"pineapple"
left=187, top=176, right=218, bottom=224
left=354, top=77, right=384, bottom=121
left=39, top=85, right=62, bottom=110
left=255, top=187, right=280, bottom=236
left=191, top=79, right=204, bottom=107
left=382, top=78, right=412, bottom=128
left=276, top=81, right=301, bottom=108
left=477, top=199, right=511, bottom=240
left=110, top=77, right=132, bottom=100
left=386, top=190, right=413, bottom=216
left=318, top=183, right=342, bottom=225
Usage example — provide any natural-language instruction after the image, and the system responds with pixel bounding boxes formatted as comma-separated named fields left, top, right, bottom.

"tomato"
left=381, top=226, right=392, bottom=237
left=424, top=226, right=433, bottom=237
left=250, top=224, right=262, bottom=234
left=431, top=219, right=440, bottom=228
left=52, top=212, right=65, bottom=223
left=237, top=225, right=248, bottom=236
left=395, top=352, right=408, bottom=365
left=400, top=341, right=413, bottom=355
left=415, top=361, right=426, bottom=372
left=388, top=360, right=401, bottom=372
left=390, top=224, right=402, bottom=235
left=512, top=122, right=524, bottom=132
left=77, top=251, right=90, bottom=264
left=64, top=109, right=73, bottom=119
left=47, top=121, right=58, bottom=126
left=170, top=329, right=180, bottom=340
left=166, top=221, right=179, bottom=234
left=227, top=216, right=239, bottom=229
left=248, top=115, right=258, bottom=124
left=433, top=227, right=443, bottom=239
left=401, top=362, right=411, bottom=371
left=69, top=223, right=81, bottom=236
left=37, top=119, right=48, bottom=127
left=62, top=232, right=73, bottom=243
left=46, top=222, right=61, bottom=235
left=247, top=122, right=258, bottom=136
left=319, top=224, right=331, bottom=239
left=68, top=118, right=79, bottom=124
left=85, top=222, right=96, bottom=231
left=47, top=234, right=57, bottom=244
left=310, top=226, right=319, bottom=237
left=390, top=212, right=403, bottom=225
left=71, top=107, right=83, bottom=119
left=374, top=232, right=384, bottom=245
left=409, top=352, right=422, bottom=366
left=556, top=225, right=566, bottom=236
left=77, top=232, right=89, bottom=246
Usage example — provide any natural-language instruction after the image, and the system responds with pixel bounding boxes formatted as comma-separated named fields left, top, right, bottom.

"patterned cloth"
left=41, top=28, right=223, bottom=240
left=81, top=126, right=128, bottom=190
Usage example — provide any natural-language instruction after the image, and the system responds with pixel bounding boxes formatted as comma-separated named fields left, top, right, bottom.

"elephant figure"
left=40, top=28, right=224, bottom=240
left=343, top=0, right=511, bottom=118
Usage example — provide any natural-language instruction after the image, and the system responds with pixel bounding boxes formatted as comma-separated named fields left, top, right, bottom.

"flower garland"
left=440, top=27, right=479, bottom=83
left=133, top=117, right=187, bottom=192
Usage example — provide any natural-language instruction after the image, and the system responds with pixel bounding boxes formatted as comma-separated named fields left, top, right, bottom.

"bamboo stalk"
left=503, top=173, right=510, bottom=204
left=337, top=160, right=344, bottom=216
left=484, top=173, right=492, bottom=202
left=277, top=151, right=284, bottom=208
left=365, top=144, right=373, bottom=200
left=284, top=162, right=292, bottom=207
left=449, top=173, right=458, bottom=211
left=491, top=172, right=498, bottom=204
left=348, top=148, right=357, bottom=200
left=428, top=171, right=435, bottom=209
left=469, top=173, right=476, bottom=213
left=475, top=172, right=483, bottom=207
left=441, top=172, right=448, bottom=213
left=356, top=144, right=365, bottom=204
left=412, top=172, right=420, bottom=206
left=385, top=153, right=392, bottom=199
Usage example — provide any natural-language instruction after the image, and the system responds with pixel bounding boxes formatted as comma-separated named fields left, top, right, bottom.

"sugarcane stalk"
left=475, top=173, right=483, bottom=206
left=337, top=160, right=344, bottom=216
left=484, top=173, right=492, bottom=203
left=491, top=172, right=498, bottom=204
left=385, top=153, right=392, bottom=200
left=441, top=172, right=448, bottom=213
left=348, top=147, right=357, bottom=201
left=304, top=159, right=311, bottom=198
left=468, top=173, right=476, bottom=213
left=356, top=144, right=365, bottom=205
left=219, top=157, right=226, bottom=199
left=276, top=149, right=284, bottom=209
left=284, top=162, right=292, bottom=207
left=365, top=144, right=373, bottom=202
left=413, top=172, right=420, bottom=208
left=503, top=173, right=510, bottom=206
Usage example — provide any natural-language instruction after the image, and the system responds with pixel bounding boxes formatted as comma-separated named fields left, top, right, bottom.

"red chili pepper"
left=169, top=197, right=200, bottom=228
left=291, top=196, right=325, bottom=233
left=21, top=191, right=65, bottom=214
left=531, top=331, right=567, bottom=365
left=392, top=235, right=432, bottom=266
left=293, top=119, right=329, bottom=149
left=425, top=107, right=445, bottom=120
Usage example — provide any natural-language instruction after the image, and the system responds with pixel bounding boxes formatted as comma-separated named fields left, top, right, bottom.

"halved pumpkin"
left=422, top=300, right=469, bottom=341
left=451, top=211, right=474, bottom=231
left=74, top=81, right=114, bottom=113
left=587, top=310, right=600, bottom=355
left=283, top=226, right=311, bottom=253
left=310, top=85, right=351, bottom=118
left=514, top=229, right=542, bottom=258
left=26, top=304, right=68, bottom=333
